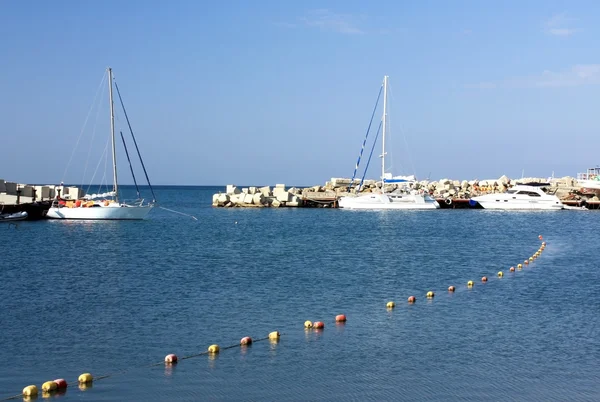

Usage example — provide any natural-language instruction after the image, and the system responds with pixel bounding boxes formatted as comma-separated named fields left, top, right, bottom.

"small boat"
left=470, top=185, right=564, bottom=210
left=338, top=76, right=439, bottom=210
left=576, top=166, right=600, bottom=190
left=0, top=201, right=51, bottom=220
left=47, top=67, right=156, bottom=220
left=0, top=211, right=28, bottom=222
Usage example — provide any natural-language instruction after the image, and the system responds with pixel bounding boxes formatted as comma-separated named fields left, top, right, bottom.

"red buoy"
left=165, top=354, right=178, bottom=364
left=538, top=235, right=543, bottom=240
left=53, top=379, right=68, bottom=390
left=313, top=321, right=325, bottom=329
left=408, top=296, right=416, bottom=303
left=481, top=276, right=488, bottom=282
left=509, top=266, right=515, bottom=272
left=240, top=336, right=253, bottom=346
left=335, top=314, right=347, bottom=322
left=448, top=286, right=456, bottom=292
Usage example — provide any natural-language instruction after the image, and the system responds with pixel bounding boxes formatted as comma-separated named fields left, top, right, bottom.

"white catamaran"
left=47, top=67, right=155, bottom=220
left=338, top=76, right=440, bottom=210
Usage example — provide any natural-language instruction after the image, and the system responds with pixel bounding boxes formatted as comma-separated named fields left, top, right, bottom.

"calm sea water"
left=1, top=186, right=599, bottom=401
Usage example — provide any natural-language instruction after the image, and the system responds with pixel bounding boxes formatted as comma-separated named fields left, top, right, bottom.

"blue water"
left=1, top=186, right=599, bottom=401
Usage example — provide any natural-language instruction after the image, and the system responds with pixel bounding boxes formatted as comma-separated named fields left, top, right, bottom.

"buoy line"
left=4, top=238, right=549, bottom=401
left=2, top=332, right=282, bottom=401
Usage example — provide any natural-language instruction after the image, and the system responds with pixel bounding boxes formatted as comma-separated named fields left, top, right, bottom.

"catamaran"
left=338, top=76, right=439, bottom=210
left=47, top=67, right=155, bottom=220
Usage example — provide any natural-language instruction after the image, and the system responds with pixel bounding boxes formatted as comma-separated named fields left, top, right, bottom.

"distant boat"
left=576, top=166, right=600, bottom=190
left=338, top=76, right=439, bottom=210
left=470, top=185, right=564, bottom=210
left=0, top=211, right=28, bottom=222
left=47, top=67, right=155, bottom=220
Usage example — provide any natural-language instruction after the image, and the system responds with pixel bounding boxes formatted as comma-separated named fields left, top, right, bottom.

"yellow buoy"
left=517, top=263, right=522, bottom=269
left=78, top=373, right=93, bottom=384
left=268, top=331, right=280, bottom=340
left=42, top=381, right=57, bottom=392
left=208, top=344, right=220, bottom=354
left=386, top=301, right=395, bottom=308
left=304, top=320, right=313, bottom=328
left=498, top=271, right=503, bottom=278
left=22, top=385, right=38, bottom=397
left=426, top=291, right=434, bottom=298
left=529, top=257, right=534, bottom=261
left=467, top=280, right=474, bottom=287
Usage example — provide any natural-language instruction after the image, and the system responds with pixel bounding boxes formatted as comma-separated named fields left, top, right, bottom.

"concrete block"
left=34, top=186, right=51, bottom=200
left=252, top=193, right=264, bottom=205
left=4, top=182, right=17, bottom=195
left=226, top=185, right=241, bottom=195
left=248, top=187, right=257, bottom=195
left=259, top=186, right=271, bottom=196
left=0, top=194, right=18, bottom=204
left=19, top=185, right=34, bottom=197
left=271, top=199, right=281, bottom=207
left=243, top=194, right=254, bottom=204
left=0, top=179, right=5, bottom=193
left=275, top=192, right=291, bottom=202
left=275, top=184, right=285, bottom=190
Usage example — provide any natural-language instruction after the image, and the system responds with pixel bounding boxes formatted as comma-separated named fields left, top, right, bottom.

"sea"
left=1, top=185, right=599, bottom=401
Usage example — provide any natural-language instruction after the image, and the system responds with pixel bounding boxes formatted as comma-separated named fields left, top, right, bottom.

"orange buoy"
left=538, top=235, right=543, bottom=240
left=408, top=295, right=416, bottom=303
left=240, top=336, right=253, bottom=346
left=165, top=354, right=178, bottom=364
left=53, top=379, right=68, bottom=390
left=448, top=286, right=456, bottom=292
left=335, top=314, right=347, bottom=322
left=313, top=321, right=325, bottom=329
left=524, top=260, right=529, bottom=265
left=509, top=266, right=515, bottom=272
left=481, top=276, right=488, bottom=282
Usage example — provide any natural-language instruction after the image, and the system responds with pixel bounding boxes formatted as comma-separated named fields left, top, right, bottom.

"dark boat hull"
left=0, top=201, right=51, bottom=220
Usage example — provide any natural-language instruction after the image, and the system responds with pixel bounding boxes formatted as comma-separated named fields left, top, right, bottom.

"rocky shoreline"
left=212, top=175, right=598, bottom=208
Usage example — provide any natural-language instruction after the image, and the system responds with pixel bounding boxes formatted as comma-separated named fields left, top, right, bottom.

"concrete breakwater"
left=0, top=179, right=83, bottom=205
left=212, top=175, right=598, bottom=208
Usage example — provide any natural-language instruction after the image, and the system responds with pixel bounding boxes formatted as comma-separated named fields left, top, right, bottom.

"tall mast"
left=108, top=67, right=119, bottom=202
left=381, top=75, right=388, bottom=194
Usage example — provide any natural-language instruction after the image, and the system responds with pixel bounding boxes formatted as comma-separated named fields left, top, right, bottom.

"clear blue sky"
left=1, top=0, right=599, bottom=186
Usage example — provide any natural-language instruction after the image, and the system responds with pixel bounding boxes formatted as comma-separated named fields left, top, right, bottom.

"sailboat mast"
left=381, top=75, right=388, bottom=194
left=108, top=67, right=119, bottom=202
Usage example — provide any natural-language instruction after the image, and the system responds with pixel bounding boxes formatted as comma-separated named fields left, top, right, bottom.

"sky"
left=1, top=0, right=599, bottom=186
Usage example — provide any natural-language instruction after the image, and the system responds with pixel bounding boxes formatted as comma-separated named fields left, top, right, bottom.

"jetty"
left=212, top=175, right=599, bottom=209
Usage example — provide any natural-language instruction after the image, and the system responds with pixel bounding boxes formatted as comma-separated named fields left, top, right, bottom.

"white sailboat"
left=338, top=76, right=440, bottom=210
left=47, top=67, right=154, bottom=220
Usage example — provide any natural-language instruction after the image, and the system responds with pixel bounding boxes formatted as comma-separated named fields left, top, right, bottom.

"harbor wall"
left=212, top=175, right=597, bottom=208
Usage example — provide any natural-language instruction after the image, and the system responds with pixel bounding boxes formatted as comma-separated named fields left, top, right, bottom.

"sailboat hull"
left=46, top=205, right=153, bottom=220
left=339, top=193, right=440, bottom=210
